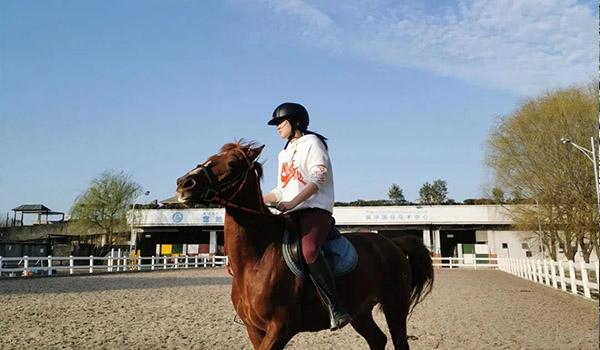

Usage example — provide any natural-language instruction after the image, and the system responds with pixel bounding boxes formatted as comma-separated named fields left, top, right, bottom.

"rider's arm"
left=288, top=182, right=319, bottom=208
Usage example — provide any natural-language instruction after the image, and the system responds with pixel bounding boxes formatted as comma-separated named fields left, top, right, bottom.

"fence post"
left=543, top=260, right=549, bottom=285
left=0, top=256, right=3, bottom=276
left=596, top=261, right=600, bottom=294
left=550, top=260, right=557, bottom=289
left=449, top=257, right=453, bottom=269
left=163, top=256, right=167, bottom=270
left=47, top=255, right=53, bottom=276
left=151, top=256, right=155, bottom=271
left=69, top=256, right=74, bottom=275
left=568, top=261, right=577, bottom=294
left=580, top=261, right=591, bottom=298
left=536, top=260, right=542, bottom=283
left=194, top=256, right=198, bottom=268
left=203, top=257, right=207, bottom=268
left=137, top=255, right=142, bottom=271
left=558, top=261, right=567, bottom=291
left=23, top=256, right=29, bottom=277
left=110, top=249, right=115, bottom=272
left=88, top=255, right=93, bottom=274
left=117, top=249, right=122, bottom=272
left=185, top=256, right=189, bottom=269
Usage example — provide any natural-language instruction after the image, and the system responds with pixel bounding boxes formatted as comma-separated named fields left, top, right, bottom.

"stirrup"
left=329, top=308, right=352, bottom=331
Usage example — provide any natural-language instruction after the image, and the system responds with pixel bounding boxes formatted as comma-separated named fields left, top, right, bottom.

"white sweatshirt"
left=269, top=134, right=335, bottom=213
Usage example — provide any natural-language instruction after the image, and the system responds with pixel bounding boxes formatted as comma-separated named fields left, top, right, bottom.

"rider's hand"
left=276, top=201, right=296, bottom=212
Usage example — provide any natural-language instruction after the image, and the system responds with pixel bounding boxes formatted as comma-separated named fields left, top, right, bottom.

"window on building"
left=502, top=243, right=508, bottom=249
left=521, top=243, right=529, bottom=250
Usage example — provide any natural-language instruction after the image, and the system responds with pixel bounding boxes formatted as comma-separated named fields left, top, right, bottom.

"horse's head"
left=176, top=141, right=265, bottom=207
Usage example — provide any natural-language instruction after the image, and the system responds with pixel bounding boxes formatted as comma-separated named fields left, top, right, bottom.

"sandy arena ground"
left=0, top=268, right=597, bottom=350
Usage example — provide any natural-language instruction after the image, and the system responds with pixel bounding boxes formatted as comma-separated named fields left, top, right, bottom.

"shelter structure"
left=11, top=204, right=65, bottom=226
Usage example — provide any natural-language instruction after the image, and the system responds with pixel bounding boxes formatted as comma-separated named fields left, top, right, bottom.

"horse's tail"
left=392, top=235, right=434, bottom=313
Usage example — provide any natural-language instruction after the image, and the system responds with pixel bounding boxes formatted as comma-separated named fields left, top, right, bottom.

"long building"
left=133, top=204, right=561, bottom=261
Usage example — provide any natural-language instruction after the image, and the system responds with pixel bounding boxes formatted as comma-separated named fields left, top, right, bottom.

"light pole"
left=130, top=191, right=150, bottom=256
left=560, top=136, right=600, bottom=228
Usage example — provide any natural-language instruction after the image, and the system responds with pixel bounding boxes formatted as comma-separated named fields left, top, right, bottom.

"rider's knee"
left=303, top=246, right=319, bottom=264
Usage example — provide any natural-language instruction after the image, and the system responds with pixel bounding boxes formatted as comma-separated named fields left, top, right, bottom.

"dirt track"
left=0, top=268, right=597, bottom=349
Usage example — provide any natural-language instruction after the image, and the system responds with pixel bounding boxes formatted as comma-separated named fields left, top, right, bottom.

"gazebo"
left=11, top=204, right=65, bottom=226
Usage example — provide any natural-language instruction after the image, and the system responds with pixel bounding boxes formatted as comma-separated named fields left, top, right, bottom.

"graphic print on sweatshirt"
left=280, top=160, right=306, bottom=188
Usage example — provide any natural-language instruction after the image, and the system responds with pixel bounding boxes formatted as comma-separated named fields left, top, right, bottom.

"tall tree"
left=486, top=85, right=598, bottom=261
left=419, top=179, right=448, bottom=204
left=388, top=183, right=406, bottom=204
left=69, top=170, right=142, bottom=246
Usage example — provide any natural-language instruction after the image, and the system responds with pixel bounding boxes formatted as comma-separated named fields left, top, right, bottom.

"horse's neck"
left=224, top=175, right=280, bottom=273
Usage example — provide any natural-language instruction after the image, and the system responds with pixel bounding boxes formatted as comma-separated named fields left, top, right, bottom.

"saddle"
left=281, top=216, right=358, bottom=278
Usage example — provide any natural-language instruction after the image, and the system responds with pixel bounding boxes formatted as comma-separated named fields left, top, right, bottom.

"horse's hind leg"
left=350, top=308, right=387, bottom=350
left=381, top=293, right=410, bottom=350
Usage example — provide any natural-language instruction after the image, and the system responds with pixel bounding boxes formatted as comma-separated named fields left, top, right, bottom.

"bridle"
left=193, top=150, right=265, bottom=215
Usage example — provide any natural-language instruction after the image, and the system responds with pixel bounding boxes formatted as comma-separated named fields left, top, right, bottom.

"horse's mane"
left=219, top=140, right=264, bottom=180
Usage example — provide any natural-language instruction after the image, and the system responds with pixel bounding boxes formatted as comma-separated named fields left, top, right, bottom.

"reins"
left=198, top=149, right=268, bottom=215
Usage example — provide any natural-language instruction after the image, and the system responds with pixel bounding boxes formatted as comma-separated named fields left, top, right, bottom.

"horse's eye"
left=228, top=160, right=239, bottom=169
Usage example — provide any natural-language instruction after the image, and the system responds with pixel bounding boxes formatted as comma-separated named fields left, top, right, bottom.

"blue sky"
left=0, top=0, right=597, bottom=217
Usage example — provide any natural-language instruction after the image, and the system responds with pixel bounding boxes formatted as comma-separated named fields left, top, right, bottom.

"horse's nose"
left=180, top=178, right=196, bottom=191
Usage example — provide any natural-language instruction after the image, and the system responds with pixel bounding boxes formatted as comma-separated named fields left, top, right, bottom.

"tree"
left=486, top=85, right=598, bottom=261
left=491, top=187, right=506, bottom=204
left=388, top=184, right=406, bottom=204
left=419, top=179, right=448, bottom=204
left=0, top=212, right=10, bottom=227
left=69, top=170, right=142, bottom=246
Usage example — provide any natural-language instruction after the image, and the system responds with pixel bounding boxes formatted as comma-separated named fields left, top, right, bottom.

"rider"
left=262, top=102, right=352, bottom=331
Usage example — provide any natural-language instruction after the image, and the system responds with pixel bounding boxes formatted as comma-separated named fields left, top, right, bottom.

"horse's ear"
left=247, top=145, right=265, bottom=161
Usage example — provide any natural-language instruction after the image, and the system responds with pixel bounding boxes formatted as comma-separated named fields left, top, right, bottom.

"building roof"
left=12, top=204, right=53, bottom=213
left=160, top=196, right=180, bottom=205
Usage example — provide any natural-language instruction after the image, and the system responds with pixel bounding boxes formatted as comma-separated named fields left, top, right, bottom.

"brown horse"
left=176, top=141, right=433, bottom=350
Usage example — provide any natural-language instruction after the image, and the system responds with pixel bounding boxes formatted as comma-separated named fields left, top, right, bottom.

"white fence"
left=432, top=256, right=499, bottom=269
left=498, top=258, right=599, bottom=300
left=434, top=256, right=599, bottom=300
left=0, top=252, right=228, bottom=278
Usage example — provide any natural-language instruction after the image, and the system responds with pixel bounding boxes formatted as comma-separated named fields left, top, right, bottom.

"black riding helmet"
left=268, top=102, right=309, bottom=131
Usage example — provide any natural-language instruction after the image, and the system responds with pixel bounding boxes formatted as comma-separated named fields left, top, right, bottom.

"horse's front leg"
left=257, top=321, right=292, bottom=350
left=245, top=325, right=265, bottom=349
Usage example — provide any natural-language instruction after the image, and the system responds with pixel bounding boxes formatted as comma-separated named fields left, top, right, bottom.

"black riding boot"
left=308, top=253, right=352, bottom=331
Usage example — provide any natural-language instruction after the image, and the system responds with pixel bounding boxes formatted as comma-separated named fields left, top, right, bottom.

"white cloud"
left=255, top=0, right=597, bottom=95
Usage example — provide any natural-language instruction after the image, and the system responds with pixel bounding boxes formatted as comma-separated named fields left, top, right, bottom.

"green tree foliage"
left=388, top=183, right=406, bottom=204
left=486, top=85, right=598, bottom=261
left=419, top=179, right=448, bottom=204
left=491, top=187, right=506, bottom=204
left=69, top=170, right=142, bottom=246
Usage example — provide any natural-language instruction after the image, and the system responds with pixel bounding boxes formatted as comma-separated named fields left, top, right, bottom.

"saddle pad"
left=283, top=230, right=358, bottom=278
